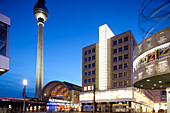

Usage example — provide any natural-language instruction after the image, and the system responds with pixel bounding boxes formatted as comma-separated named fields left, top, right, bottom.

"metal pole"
left=23, top=85, right=26, bottom=113
left=93, top=84, right=95, bottom=113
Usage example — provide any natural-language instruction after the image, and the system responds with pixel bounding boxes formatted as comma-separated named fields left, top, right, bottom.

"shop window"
left=88, top=86, right=91, bottom=90
left=84, top=87, right=87, bottom=91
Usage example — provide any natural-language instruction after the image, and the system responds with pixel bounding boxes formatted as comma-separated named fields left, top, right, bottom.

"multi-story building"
left=80, top=24, right=154, bottom=112
left=0, top=13, right=10, bottom=76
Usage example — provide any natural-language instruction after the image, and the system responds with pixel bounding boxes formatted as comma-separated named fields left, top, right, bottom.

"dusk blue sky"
left=0, top=0, right=144, bottom=98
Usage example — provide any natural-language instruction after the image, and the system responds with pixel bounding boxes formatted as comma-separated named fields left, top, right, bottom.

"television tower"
left=33, top=0, right=48, bottom=98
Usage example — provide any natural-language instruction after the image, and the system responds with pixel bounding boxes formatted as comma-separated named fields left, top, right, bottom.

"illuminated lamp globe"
left=33, top=2, right=49, bottom=22
left=23, top=79, right=27, bottom=86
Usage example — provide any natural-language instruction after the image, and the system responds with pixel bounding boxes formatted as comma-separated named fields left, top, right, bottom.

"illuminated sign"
left=49, top=99, right=71, bottom=103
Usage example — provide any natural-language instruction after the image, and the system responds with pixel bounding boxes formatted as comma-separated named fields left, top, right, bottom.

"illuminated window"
left=84, top=58, right=87, bottom=62
left=113, top=82, right=117, bottom=87
left=119, top=64, right=122, bottom=69
left=113, top=65, right=117, bottom=70
left=113, top=49, right=117, bottom=54
left=92, top=70, right=95, bottom=75
left=119, top=82, right=123, bottom=86
left=92, top=55, right=95, bottom=60
left=88, top=57, right=91, bottom=61
left=119, top=73, right=122, bottom=78
left=113, top=74, right=117, bottom=78
left=113, top=40, right=117, bottom=45
left=124, top=54, right=128, bottom=59
left=84, top=65, right=87, bottom=70
left=118, top=39, right=122, bottom=44
left=84, top=51, right=87, bottom=55
left=84, top=79, right=87, bottom=83
left=88, top=64, right=91, bottom=68
left=88, top=50, right=91, bottom=54
left=118, top=47, right=122, bottom=52
left=91, top=85, right=94, bottom=90
left=88, top=86, right=91, bottom=90
left=92, top=78, right=95, bottom=82
left=84, top=87, right=87, bottom=91
left=124, top=72, right=128, bottom=77
left=92, top=48, right=95, bottom=52
left=124, top=37, right=128, bottom=42
left=84, top=72, right=87, bottom=76
left=88, top=71, right=91, bottom=75
left=92, top=63, right=95, bottom=67
left=119, top=56, right=122, bottom=61
left=88, top=79, right=91, bottom=83
left=124, top=45, right=128, bottom=51
left=124, top=63, right=128, bottom=68
left=113, top=57, right=117, bottom=62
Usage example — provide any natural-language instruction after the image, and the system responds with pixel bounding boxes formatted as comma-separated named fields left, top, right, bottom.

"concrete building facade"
left=0, top=13, right=10, bottom=76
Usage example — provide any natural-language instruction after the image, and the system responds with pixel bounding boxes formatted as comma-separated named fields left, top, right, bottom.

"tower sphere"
left=33, top=2, right=48, bottom=22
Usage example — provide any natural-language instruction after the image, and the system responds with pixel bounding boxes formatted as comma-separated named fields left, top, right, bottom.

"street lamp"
left=23, top=79, right=27, bottom=113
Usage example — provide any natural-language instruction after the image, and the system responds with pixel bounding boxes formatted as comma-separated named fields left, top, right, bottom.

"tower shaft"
left=35, top=22, right=44, bottom=98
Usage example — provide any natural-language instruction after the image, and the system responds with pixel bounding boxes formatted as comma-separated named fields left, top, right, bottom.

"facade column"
left=166, top=86, right=170, bottom=113
left=129, top=101, right=131, bottom=113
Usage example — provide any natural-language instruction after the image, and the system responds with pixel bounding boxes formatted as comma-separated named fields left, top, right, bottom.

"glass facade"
left=0, top=22, right=7, bottom=56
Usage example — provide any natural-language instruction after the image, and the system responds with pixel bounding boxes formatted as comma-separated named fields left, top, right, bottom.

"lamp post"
left=23, top=79, right=27, bottom=113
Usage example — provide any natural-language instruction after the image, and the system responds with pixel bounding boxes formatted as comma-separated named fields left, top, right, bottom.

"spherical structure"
left=33, top=3, right=49, bottom=22
left=133, top=27, right=170, bottom=90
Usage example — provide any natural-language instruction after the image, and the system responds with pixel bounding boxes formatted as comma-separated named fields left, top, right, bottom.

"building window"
left=113, top=40, right=117, bottom=45
left=124, top=54, right=128, bottom=59
left=124, top=63, right=128, bottom=68
left=84, top=65, right=87, bottom=70
left=92, top=63, right=95, bottom=67
left=119, top=82, right=123, bottom=86
left=84, top=79, right=87, bottom=83
left=160, top=90, right=166, bottom=95
left=88, top=50, right=91, bottom=54
left=92, top=48, right=95, bottom=52
left=84, top=72, right=87, bottom=76
left=113, top=82, right=117, bottom=87
left=124, top=45, right=128, bottom=51
left=84, top=51, right=87, bottom=55
left=124, top=37, right=128, bottom=42
left=160, top=96, right=166, bottom=101
left=113, top=65, right=117, bottom=70
left=131, top=46, right=134, bottom=53
left=119, top=73, right=122, bottom=78
left=118, top=47, right=122, bottom=52
left=88, top=71, right=91, bottom=76
left=92, top=55, right=95, bottom=60
left=92, top=70, right=95, bottom=75
left=0, top=26, right=7, bottom=56
left=113, top=49, right=117, bottom=54
left=88, top=57, right=91, bottom=61
left=124, top=81, right=128, bottom=86
left=92, top=78, right=95, bottom=82
left=124, top=72, right=128, bottom=77
left=88, top=79, right=91, bottom=83
left=84, top=58, right=87, bottom=62
left=113, top=74, right=117, bottom=78
left=119, top=56, right=122, bottom=61
left=88, top=64, right=91, bottom=68
left=113, top=57, right=117, bottom=62
left=84, top=87, right=87, bottom=91
left=88, top=86, right=91, bottom=90
left=119, top=64, right=122, bottom=69
left=118, top=39, right=122, bottom=44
